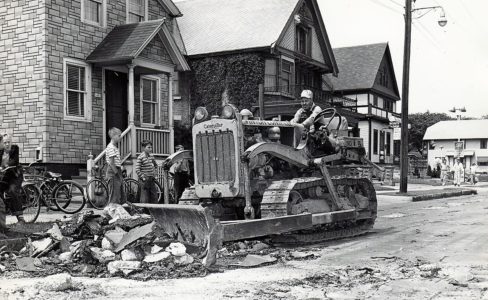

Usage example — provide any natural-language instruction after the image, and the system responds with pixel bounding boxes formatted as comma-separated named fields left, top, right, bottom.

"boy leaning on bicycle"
left=0, top=133, right=26, bottom=238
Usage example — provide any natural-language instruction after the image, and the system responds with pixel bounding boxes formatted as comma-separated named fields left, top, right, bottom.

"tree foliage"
left=189, top=53, right=265, bottom=116
left=409, top=112, right=453, bottom=151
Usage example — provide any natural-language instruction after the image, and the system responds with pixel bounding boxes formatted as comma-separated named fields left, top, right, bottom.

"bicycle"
left=86, top=163, right=163, bottom=208
left=23, top=162, right=86, bottom=214
left=0, top=166, right=41, bottom=223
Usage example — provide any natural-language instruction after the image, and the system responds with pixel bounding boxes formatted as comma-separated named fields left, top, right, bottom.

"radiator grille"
left=195, top=130, right=236, bottom=183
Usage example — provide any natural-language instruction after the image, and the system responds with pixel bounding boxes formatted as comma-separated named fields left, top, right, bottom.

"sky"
left=318, top=0, right=488, bottom=118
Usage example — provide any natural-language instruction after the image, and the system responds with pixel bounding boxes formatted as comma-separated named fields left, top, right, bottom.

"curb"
left=411, top=189, right=477, bottom=202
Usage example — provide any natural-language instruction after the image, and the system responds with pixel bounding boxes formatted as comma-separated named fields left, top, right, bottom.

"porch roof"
left=86, top=19, right=190, bottom=71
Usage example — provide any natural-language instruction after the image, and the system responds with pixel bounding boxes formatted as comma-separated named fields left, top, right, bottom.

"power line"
left=411, top=20, right=444, bottom=53
left=367, top=0, right=403, bottom=15
left=387, top=0, right=404, bottom=9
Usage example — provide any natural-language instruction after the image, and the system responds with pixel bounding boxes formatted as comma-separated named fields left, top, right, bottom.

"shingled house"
left=0, top=0, right=189, bottom=176
left=327, top=43, right=401, bottom=164
left=173, top=0, right=343, bottom=125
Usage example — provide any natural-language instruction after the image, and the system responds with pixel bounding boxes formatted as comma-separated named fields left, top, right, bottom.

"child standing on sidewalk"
left=136, top=140, right=158, bottom=203
left=105, top=127, right=125, bottom=204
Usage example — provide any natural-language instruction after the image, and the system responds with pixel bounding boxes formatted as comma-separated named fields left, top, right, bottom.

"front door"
left=105, top=70, right=128, bottom=143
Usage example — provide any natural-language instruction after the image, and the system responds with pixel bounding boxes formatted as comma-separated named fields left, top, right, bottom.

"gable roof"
left=87, top=20, right=166, bottom=63
left=424, top=120, right=488, bottom=140
left=86, top=19, right=189, bottom=70
left=175, top=0, right=299, bottom=56
left=327, top=43, right=400, bottom=99
left=157, top=0, right=182, bottom=17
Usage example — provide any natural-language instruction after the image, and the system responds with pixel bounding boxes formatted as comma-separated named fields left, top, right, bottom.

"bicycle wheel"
left=124, top=178, right=140, bottom=203
left=20, top=184, right=41, bottom=223
left=52, top=181, right=86, bottom=214
left=86, top=178, right=110, bottom=209
left=40, top=180, right=61, bottom=211
left=154, top=179, right=163, bottom=203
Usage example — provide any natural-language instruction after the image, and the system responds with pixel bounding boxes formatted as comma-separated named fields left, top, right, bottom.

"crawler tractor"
left=138, top=105, right=378, bottom=266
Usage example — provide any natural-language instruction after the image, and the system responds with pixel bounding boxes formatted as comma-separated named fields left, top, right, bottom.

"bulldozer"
left=136, top=104, right=378, bottom=266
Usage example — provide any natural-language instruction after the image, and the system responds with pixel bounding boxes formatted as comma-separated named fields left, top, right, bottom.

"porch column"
left=168, top=73, right=174, bottom=154
left=128, top=64, right=138, bottom=179
left=128, top=64, right=135, bottom=125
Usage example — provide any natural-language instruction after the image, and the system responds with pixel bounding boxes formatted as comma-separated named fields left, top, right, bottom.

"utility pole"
left=400, top=0, right=412, bottom=193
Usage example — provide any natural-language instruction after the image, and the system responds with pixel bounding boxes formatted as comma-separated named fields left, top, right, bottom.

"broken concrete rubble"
left=2, top=203, right=206, bottom=280
left=90, top=247, right=116, bottom=263
left=143, top=251, right=171, bottom=263
left=166, top=242, right=186, bottom=257
left=107, top=260, right=141, bottom=276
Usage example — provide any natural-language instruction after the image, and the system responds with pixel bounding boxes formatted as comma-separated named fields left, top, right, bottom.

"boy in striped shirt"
left=106, top=127, right=125, bottom=204
left=136, top=140, right=158, bottom=203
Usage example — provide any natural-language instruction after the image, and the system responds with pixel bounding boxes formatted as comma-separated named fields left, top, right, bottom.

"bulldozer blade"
left=134, top=204, right=223, bottom=267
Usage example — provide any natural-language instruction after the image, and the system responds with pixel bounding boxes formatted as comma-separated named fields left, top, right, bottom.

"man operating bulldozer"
left=290, top=89, right=325, bottom=133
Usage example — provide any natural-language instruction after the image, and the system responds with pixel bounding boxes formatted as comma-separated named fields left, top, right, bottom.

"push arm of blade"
left=314, top=158, right=353, bottom=210
left=243, top=142, right=310, bottom=168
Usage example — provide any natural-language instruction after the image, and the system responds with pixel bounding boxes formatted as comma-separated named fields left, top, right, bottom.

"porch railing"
left=263, top=82, right=332, bottom=104
left=357, top=104, right=400, bottom=120
left=136, top=127, right=170, bottom=156
left=87, top=124, right=171, bottom=183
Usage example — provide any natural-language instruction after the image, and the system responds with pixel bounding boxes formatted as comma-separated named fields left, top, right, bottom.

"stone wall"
left=0, top=0, right=48, bottom=163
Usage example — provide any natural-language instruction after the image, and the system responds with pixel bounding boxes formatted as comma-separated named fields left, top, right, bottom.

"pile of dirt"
left=0, top=204, right=207, bottom=280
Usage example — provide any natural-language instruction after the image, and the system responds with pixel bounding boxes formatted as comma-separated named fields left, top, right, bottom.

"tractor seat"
left=47, top=171, right=62, bottom=178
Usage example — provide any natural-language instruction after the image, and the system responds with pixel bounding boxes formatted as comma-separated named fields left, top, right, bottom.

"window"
left=378, top=65, right=389, bottom=88
left=82, top=0, right=105, bottom=26
left=140, top=77, right=159, bottom=126
left=386, top=132, right=391, bottom=155
left=64, top=58, right=91, bottom=122
left=372, top=95, right=378, bottom=106
left=296, top=26, right=311, bottom=56
left=264, top=59, right=277, bottom=89
left=172, top=72, right=180, bottom=98
left=127, top=0, right=147, bottom=23
left=373, top=129, right=378, bottom=155
left=481, top=139, right=487, bottom=149
left=380, top=131, right=385, bottom=153
left=281, top=59, right=294, bottom=94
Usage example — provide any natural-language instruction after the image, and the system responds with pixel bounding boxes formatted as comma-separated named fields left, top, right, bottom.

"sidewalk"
left=375, top=181, right=482, bottom=202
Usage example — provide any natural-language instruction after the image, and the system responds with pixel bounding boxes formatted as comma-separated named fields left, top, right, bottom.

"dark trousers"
left=106, top=167, right=125, bottom=204
left=139, top=176, right=158, bottom=204
left=174, top=172, right=189, bottom=202
left=0, top=170, right=23, bottom=216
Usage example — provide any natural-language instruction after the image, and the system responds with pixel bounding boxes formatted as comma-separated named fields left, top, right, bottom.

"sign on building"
left=454, top=141, right=464, bottom=157
left=393, top=127, right=401, bottom=140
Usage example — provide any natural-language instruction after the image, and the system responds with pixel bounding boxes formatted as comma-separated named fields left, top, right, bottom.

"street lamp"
left=400, top=0, right=447, bottom=193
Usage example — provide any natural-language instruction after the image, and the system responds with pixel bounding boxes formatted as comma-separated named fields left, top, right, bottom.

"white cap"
left=300, top=90, right=313, bottom=99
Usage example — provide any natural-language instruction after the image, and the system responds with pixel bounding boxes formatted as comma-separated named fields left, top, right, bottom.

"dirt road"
left=1, top=187, right=488, bottom=299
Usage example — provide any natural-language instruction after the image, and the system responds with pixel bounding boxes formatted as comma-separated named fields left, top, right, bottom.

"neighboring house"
left=327, top=43, right=401, bottom=164
left=0, top=0, right=189, bottom=177
left=173, top=0, right=342, bottom=125
left=424, top=120, right=488, bottom=173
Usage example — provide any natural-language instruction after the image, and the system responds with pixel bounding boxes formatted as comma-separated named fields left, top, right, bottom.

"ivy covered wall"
left=188, top=53, right=265, bottom=116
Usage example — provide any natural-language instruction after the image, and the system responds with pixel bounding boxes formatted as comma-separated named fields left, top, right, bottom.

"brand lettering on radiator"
left=203, top=123, right=223, bottom=129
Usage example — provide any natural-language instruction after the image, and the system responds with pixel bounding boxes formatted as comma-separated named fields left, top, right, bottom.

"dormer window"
left=296, top=25, right=311, bottom=56
left=127, top=0, right=148, bottom=23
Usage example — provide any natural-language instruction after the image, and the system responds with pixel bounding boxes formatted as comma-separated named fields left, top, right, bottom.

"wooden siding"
left=279, top=21, right=295, bottom=51
left=311, top=27, right=325, bottom=64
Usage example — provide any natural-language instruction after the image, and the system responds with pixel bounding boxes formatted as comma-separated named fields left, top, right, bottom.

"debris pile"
left=0, top=204, right=206, bottom=280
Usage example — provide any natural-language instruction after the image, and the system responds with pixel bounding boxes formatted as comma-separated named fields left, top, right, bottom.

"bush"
left=174, top=121, right=192, bottom=151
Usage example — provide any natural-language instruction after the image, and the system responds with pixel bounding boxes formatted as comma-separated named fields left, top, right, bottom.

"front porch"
left=85, top=19, right=190, bottom=182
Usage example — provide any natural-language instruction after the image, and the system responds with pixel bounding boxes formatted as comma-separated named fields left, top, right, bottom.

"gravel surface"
left=1, top=186, right=488, bottom=299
